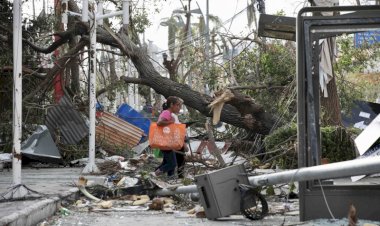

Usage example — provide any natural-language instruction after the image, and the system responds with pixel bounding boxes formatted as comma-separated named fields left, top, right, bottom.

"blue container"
left=116, top=103, right=151, bottom=142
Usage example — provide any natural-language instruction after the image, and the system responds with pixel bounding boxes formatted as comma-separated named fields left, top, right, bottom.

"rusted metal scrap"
left=96, top=112, right=144, bottom=148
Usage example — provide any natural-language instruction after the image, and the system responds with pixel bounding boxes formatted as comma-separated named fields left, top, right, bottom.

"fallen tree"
left=1, top=14, right=274, bottom=135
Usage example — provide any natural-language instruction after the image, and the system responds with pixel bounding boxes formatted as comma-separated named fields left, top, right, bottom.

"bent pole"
left=155, top=156, right=380, bottom=196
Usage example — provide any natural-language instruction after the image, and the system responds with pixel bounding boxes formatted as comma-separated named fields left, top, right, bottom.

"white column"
left=122, top=0, right=129, bottom=25
left=82, top=0, right=89, bottom=22
left=134, top=71, right=139, bottom=110
left=127, top=61, right=135, bottom=107
left=12, top=0, right=27, bottom=197
left=83, top=6, right=99, bottom=173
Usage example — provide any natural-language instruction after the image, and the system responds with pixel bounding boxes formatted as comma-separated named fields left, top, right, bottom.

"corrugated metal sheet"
left=96, top=112, right=144, bottom=148
left=46, top=95, right=88, bottom=144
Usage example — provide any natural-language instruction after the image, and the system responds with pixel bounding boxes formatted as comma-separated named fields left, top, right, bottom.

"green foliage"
left=265, top=185, right=275, bottom=196
left=263, top=124, right=358, bottom=169
left=335, top=35, right=380, bottom=113
left=0, top=0, right=12, bottom=66
left=131, top=9, right=152, bottom=34
left=232, top=41, right=297, bottom=123
left=264, top=124, right=297, bottom=152
left=320, top=126, right=357, bottom=163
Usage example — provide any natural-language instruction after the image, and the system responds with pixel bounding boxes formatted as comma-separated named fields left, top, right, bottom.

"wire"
left=318, top=179, right=336, bottom=219
left=152, top=3, right=252, bottom=55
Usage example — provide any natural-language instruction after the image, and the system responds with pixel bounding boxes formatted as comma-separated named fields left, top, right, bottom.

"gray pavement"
left=2, top=167, right=380, bottom=226
left=0, top=167, right=105, bottom=226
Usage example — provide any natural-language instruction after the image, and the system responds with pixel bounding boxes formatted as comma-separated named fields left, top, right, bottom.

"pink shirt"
left=158, top=110, right=172, bottom=121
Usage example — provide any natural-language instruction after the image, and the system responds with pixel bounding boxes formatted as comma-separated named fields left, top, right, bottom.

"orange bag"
left=149, top=123, right=186, bottom=151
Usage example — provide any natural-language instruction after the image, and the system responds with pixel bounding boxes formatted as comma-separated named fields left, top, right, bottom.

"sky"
left=22, top=0, right=362, bottom=51
left=143, top=0, right=309, bottom=50
left=142, top=0, right=362, bottom=50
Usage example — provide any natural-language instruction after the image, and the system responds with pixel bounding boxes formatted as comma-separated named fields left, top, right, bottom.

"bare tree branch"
left=1, top=66, right=46, bottom=79
left=23, top=40, right=88, bottom=102
left=229, top=85, right=286, bottom=91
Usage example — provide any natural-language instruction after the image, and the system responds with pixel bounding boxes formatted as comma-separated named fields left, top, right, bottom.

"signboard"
left=342, top=100, right=380, bottom=129
left=354, top=30, right=380, bottom=47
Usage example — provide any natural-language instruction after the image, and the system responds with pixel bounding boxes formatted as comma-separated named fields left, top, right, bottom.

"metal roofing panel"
left=45, top=96, right=88, bottom=144
left=96, top=112, right=144, bottom=148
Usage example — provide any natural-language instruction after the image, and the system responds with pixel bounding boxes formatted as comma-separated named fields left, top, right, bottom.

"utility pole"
left=204, top=0, right=210, bottom=94
left=11, top=0, right=27, bottom=198
left=62, top=0, right=129, bottom=174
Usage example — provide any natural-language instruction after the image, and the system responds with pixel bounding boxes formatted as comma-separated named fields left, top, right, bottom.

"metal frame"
left=258, top=14, right=296, bottom=41
left=297, top=6, right=380, bottom=221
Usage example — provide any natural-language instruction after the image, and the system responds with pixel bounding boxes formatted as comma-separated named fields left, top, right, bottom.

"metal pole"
left=83, top=3, right=99, bottom=173
left=123, top=0, right=129, bottom=25
left=12, top=0, right=27, bottom=198
left=204, top=0, right=209, bottom=94
left=82, top=0, right=89, bottom=22
left=81, top=1, right=128, bottom=173
left=156, top=156, right=380, bottom=196
left=97, top=2, right=103, bottom=26
left=12, top=0, right=22, bottom=185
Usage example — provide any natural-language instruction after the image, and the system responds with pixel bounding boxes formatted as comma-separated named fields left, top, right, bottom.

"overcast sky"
left=22, top=0, right=361, bottom=51
left=139, top=0, right=360, bottom=50
left=144, top=0, right=309, bottom=50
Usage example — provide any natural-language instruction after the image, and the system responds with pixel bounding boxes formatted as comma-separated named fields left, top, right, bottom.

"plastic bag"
left=149, top=123, right=186, bottom=151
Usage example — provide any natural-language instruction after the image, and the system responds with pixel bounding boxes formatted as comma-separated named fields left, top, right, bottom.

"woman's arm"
left=157, top=118, right=174, bottom=126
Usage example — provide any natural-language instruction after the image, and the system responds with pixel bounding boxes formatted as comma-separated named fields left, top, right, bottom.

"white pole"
left=77, top=0, right=128, bottom=173
left=134, top=71, right=139, bottom=110
left=12, top=0, right=27, bottom=198
left=204, top=0, right=210, bottom=95
left=123, top=0, right=129, bottom=25
left=83, top=4, right=99, bottom=173
left=82, top=0, right=89, bottom=22
left=128, top=61, right=135, bottom=107
left=97, top=2, right=103, bottom=26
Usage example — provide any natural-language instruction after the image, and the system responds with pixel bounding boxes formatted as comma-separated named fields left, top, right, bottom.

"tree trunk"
left=116, top=28, right=274, bottom=134
left=320, top=75, right=342, bottom=126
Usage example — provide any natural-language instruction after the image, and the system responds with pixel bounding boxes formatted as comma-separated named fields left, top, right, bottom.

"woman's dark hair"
left=162, top=96, right=182, bottom=110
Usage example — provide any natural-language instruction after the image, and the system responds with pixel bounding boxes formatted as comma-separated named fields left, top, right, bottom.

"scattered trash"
left=98, top=200, right=113, bottom=209
left=90, top=206, right=149, bottom=212
left=193, top=205, right=206, bottom=218
left=117, top=176, right=139, bottom=187
left=132, top=195, right=150, bottom=206
left=70, top=158, right=106, bottom=166
left=119, top=161, right=137, bottom=171
left=115, top=103, right=151, bottom=142
left=59, top=207, right=71, bottom=216
left=149, top=198, right=164, bottom=210
left=78, top=176, right=101, bottom=202
left=0, top=153, right=11, bottom=171
left=131, top=141, right=150, bottom=155
left=163, top=207, right=174, bottom=214
left=96, top=112, right=144, bottom=148
left=104, top=155, right=125, bottom=162
left=21, top=125, right=63, bottom=164
left=0, top=153, right=12, bottom=161
left=46, top=95, right=88, bottom=145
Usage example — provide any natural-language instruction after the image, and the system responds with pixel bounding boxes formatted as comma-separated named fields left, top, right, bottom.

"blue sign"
left=354, top=30, right=380, bottom=48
